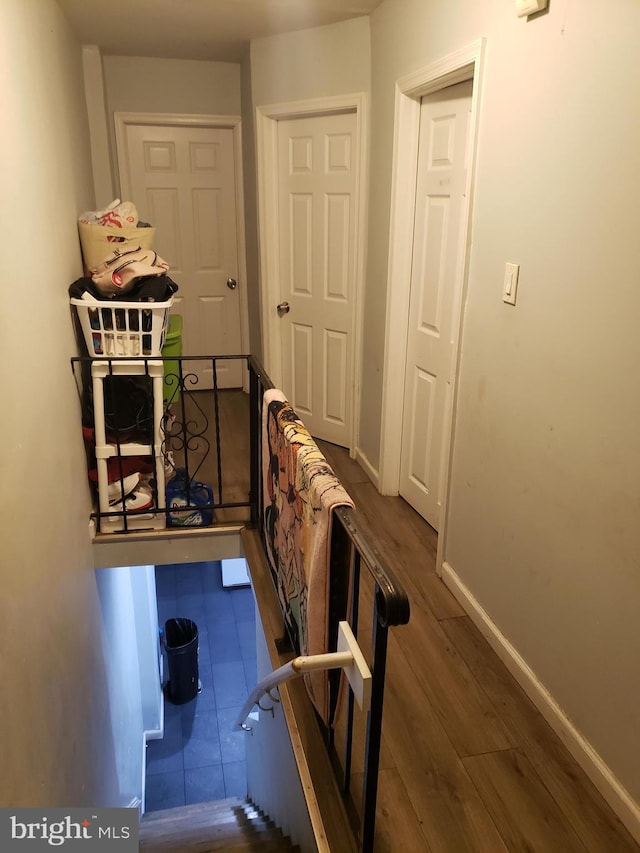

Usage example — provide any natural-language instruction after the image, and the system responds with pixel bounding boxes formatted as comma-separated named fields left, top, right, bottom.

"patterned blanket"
left=262, top=390, right=354, bottom=722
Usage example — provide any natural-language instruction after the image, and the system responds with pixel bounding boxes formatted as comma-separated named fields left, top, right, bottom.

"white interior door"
left=400, top=81, right=472, bottom=529
left=121, top=123, right=243, bottom=388
left=276, top=110, right=358, bottom=447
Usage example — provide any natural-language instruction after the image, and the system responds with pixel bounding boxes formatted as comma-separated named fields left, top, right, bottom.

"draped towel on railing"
left=262, top=389, right=354, bottom=723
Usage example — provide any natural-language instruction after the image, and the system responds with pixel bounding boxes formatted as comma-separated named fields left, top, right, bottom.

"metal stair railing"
left=247, top=355, right=410, bottom=853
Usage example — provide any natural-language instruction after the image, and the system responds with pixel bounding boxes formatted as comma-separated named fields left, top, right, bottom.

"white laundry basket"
left=71, top=296, right=174, bottom=357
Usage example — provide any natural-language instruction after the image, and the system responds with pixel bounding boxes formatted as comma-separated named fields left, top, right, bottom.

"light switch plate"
left=503, top=262, right=520, bottom=305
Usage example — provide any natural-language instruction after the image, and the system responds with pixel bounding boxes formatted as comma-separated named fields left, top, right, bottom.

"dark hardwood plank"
left=344, top=562, right=513, bottom=763
left=350, top=768, right=434, bottom=852
left=381, top=632, right=510, bottom=852
left=441, top=615, right=640, bottom=852
left=168, top=389, right=251, bottom=524
left=317, top=439, right=371, bottom=488
left=462, top=748, right=588, bottom=853
left=385, top=591, right=516, bottom=758
left=332, top=669, right=396, bottom=778
left=348, top=481, right=463, bottom=623
left=317, top=440, right=464, bottom=623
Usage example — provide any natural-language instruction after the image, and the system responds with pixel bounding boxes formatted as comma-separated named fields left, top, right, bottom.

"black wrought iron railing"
left=71, top=354, right=256, bottom=533
left=71, top=352, right=410, bottom=851
left=248, top=356, right=410, bottom=852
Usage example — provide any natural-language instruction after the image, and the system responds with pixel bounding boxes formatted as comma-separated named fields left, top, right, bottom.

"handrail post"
left=360, top=595, right=388, bottom=853
left=249, top=360, right=260, bottom=525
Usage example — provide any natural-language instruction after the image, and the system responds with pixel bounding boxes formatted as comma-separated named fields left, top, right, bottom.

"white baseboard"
left=440, top=560, right=640, bottom=845
left=354, top=446, right=379, bottom=489
left=140, top=705, right=165, bottom=817
left=139, top=729, right=148, bottom=816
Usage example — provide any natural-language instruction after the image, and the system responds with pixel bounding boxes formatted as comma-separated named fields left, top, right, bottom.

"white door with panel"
left=400, top=81, right=472, bottom=529
left=276, top=111, right=358, bottom=447
left=121, top=123, right=243, bottom=388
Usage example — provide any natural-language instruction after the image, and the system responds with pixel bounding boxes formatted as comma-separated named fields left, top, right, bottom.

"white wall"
left=101, top=54, right=242, bottom=199
left=363, top=0, right=640, bottom=821
left=240, top=48, right=263, bottom=358
left=0, top=0, right=123, bottom=807
left=129, top=565, right=163, bottom=737
left=94, top=567, right=145, bottom=806
left=247, top=595, right=315, bottom=852
left=96, top=564, right=162, bottom=807
left=103, top=54, right=241, bottom=116
left=82, top=45, right=115, bottom=207
left=250, top=16, right=370, bottom=107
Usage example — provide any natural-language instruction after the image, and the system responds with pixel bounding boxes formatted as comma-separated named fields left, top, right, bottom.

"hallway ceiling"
left=58, top=0, right=383, bottom=62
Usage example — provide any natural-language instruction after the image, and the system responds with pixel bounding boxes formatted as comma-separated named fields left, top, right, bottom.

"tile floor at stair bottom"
left=144, top=560, right=257, bottom=812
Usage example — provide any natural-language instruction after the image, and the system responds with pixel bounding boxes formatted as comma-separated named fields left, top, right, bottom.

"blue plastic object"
left=166, top=468, right=214, bottom=527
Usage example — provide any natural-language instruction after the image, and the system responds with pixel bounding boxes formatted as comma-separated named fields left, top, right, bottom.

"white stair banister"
left=235, top=621, right=371, bottom=731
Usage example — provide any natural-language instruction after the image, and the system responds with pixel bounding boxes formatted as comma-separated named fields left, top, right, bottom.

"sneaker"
left=110, top=485, right=154, bottom=514
left=107, top=473, right=140, bottom=505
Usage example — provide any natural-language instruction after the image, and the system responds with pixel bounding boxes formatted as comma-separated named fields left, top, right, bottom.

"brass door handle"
left=277, top=301, right=290, bottom=316
left=227, top=278, right=237, bottom=290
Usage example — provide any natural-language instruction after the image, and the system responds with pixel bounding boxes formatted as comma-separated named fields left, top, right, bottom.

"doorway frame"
left=114, top=111, right=250, bottom=369
left=255, top=93, right=369, bottom=455
left=378, top=39, right=486, bottom=570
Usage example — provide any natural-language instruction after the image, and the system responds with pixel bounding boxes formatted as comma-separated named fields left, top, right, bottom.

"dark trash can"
left=164, top=618, right=199, bottom=705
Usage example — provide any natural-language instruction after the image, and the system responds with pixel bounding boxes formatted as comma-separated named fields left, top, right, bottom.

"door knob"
left=277, top=301, right=290, bottom=316
left=226, top=278, right=237, bottom=290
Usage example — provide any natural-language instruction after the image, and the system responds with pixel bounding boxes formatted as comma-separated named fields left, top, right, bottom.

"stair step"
left=142, top=797, right=262, bottom=825
left=140, top=798, right=297, bottom=852
left=141, top=829, right=294, bottom=852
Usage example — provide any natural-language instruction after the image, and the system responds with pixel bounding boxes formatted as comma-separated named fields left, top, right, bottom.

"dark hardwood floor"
left=317, top=439, right=638, bottom=853
left=175, top=389, right=637, bottom=851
